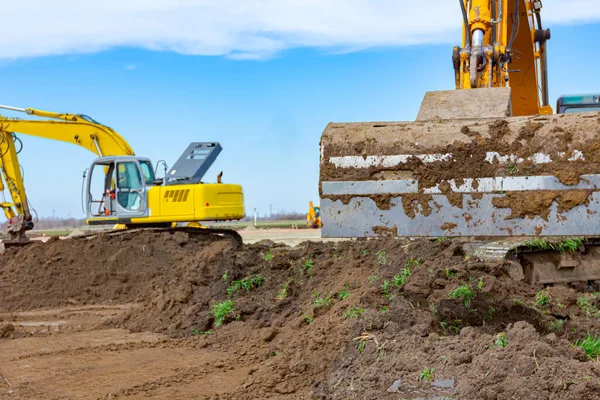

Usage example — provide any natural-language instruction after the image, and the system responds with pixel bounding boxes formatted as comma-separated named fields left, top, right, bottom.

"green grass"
left=381, top=280, right=393, bottom=300
left=448, top=285, right=475, bottom=308
left=393, top=267, right=411, bottom=288
left=368, top=275, right=378, bottom=284
left=508, top=163, right=520, bottom=175
left=357, top=340, right=367, bottom=353
left=337, top=284, right=350, bottom=300
left=418, top=367, right=435, bottom=382
left=221, top=271, right=230, bottom=282
left=211, top=300, right=235, bottom=328
left=375, top=250, right=388, bottom=265
left=445, top=268, right=456, bottom=279
left=276, top=280, right=290, bottom=300
left=535, top=290, right=550, bottom=308
left=576, top=296, right=599, bottom=317
left=264, top=251, right=274, bottom=261
left=575, top=335, right=600, bottom=359
left=522, top=237, right=585, bottom=253
left=227, top=275, right=264, bottom=297
left=494, top=332, right=508, bottom=348
left=344, top=305, right=366, bottom=319
left=304, top=314, right=313, bottom=324
left=302, top=255, right=315, bottom=274
left=405, top=257, right=422, bottom=267
left=312, top=291, right=334, bottom=308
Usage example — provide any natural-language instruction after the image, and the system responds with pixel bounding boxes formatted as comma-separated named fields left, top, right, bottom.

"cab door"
left=114, top=160, right=147, bottom=218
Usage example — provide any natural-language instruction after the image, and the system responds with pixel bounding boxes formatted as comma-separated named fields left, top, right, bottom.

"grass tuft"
left=227, top=275, right=264, bottom=297
left=212, top=300, right=235, bottom=328
left=448, top=285, right=474, bottom=308
left=418, top=367, right=435, bottom=382
left=576, top=335, right=600, bottom=359
left=344, top=305, right=366, bottom=319
left=393, top=266, right=411, bottom=287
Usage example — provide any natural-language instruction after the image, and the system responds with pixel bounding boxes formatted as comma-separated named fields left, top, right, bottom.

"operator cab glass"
left=557, top=94, right=600, bottom=114
left=86, top=156, right=151, bottom=220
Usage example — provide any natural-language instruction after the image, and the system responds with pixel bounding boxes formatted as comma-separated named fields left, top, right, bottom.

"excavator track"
left=55, top=227, right=243, bottom=250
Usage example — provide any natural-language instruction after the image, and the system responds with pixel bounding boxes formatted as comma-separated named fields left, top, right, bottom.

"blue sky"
left=1, top=1, right=600, bottom=218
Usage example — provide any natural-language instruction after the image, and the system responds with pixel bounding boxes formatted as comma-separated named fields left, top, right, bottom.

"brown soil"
left=1, top=232, right=600, bottom=399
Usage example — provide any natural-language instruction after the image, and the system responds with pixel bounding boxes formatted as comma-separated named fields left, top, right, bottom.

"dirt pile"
left=1, top=232, right=600, bottom=399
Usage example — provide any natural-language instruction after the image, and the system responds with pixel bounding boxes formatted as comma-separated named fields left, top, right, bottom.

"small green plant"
left=380, top=305, right=389, bottom=313
left=575, top=334, right=600, bottom=359
left=312, top=291, right=334, bottom=308
left=357, top=340, right=367, bottom=353
left=418, top=367, right=435, bottom=382
left=508, top=163, right=520, bottom=175
left=576, top=296, right=599, bottom=316
left=264, top=251, right=274, bottom=261
left=535, top=290, right=550, bottom=308
left=381, top=280, right=393, bottom=300
left=376, top=250, right=388, bottom=265
left=550, top=319, right=565, bottom=332
left=368, top=275, right=378, bottom=284
left=337, top=284, right=350, bottom=300
left=448, top=285, right=475, bottom=308
left=435, top=237, right=448, bottom=243
left=303, top=254, right=315, bottom=274
left=276, top=280, right=290, bottom=300
left=405, top=257, right=422, bottom=267
left=393, top=267, right=411, bottom=287
left=556, top=238, right=584, bottom=253
left=304, top=314, right=313, bottom=324
left=344, top=305, right=366, bottom=319
left=227, top=275, right=264, bottom=297
left=192, top=329, right=213, bottom=336
left=361, top=249, right=369, bottom=256
left=494, top=332, right=508, bottom=348
left=476, top=277, right=484, bottom=291
left=221, top=271, right=230, bottom=282
left=212, top=300, right=235, bottom=328
left=445, top=268, right=456, bottom=279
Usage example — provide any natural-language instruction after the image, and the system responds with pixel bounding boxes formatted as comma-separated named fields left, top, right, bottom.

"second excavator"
left=0, top=105, right=245, bottom=246
left=319, top=0, right=600, bottom=284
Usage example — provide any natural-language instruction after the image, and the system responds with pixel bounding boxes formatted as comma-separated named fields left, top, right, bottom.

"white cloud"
left=2, top=0, right=600, bottom=60
left=125, top=64, right=137, bottom=70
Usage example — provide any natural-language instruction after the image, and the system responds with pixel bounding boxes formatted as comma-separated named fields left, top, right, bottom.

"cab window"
left=139, top=161, right=155, bottom=185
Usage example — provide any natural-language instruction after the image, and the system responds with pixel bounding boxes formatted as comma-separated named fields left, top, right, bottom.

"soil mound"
left=1, top=232, right=600, bottom=398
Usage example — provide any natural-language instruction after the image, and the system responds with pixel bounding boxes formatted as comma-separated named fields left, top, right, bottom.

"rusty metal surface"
left=321, top=188, right=600, bottom=238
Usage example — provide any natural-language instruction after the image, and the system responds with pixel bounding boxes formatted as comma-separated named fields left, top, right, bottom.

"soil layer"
left=1, top=232, right=600, bottom=398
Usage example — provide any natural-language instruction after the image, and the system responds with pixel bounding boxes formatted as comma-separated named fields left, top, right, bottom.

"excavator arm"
left=0, top=105, right=135, bottom=243
left=455, top=0, right=552, bottom=115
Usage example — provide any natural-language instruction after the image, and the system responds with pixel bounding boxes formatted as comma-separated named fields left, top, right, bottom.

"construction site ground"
left=1, top=229, right=600, bottom=399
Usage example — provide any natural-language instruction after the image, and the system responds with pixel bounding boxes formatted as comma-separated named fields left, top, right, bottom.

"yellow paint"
left=457, top=0, right=552, bottom=115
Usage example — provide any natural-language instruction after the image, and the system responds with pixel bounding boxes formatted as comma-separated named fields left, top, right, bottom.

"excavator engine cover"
left=319, top=88, right=600, bottom=239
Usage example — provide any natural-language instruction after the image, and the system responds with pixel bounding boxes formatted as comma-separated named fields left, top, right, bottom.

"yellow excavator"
left=0, top=105, right=245, bottom=246
left=306, top=201, right=323, bottom=228
left=319, top=0, right=600, bottom=284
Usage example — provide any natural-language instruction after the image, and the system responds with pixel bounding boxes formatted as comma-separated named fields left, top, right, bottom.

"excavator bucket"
left=319, top=88, right=600, bottom=240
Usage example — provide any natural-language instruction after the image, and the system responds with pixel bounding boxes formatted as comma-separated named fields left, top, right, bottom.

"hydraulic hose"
left=459, top=0, right=471, bottom=46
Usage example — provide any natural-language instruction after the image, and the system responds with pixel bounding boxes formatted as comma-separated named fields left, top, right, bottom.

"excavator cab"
left=86, top=156, right=153, bottom=220
left=84, top=142, right=246, bottom=228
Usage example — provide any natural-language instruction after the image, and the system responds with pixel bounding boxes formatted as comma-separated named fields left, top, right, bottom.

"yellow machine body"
left=87, top=183, right=245, bottom=226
